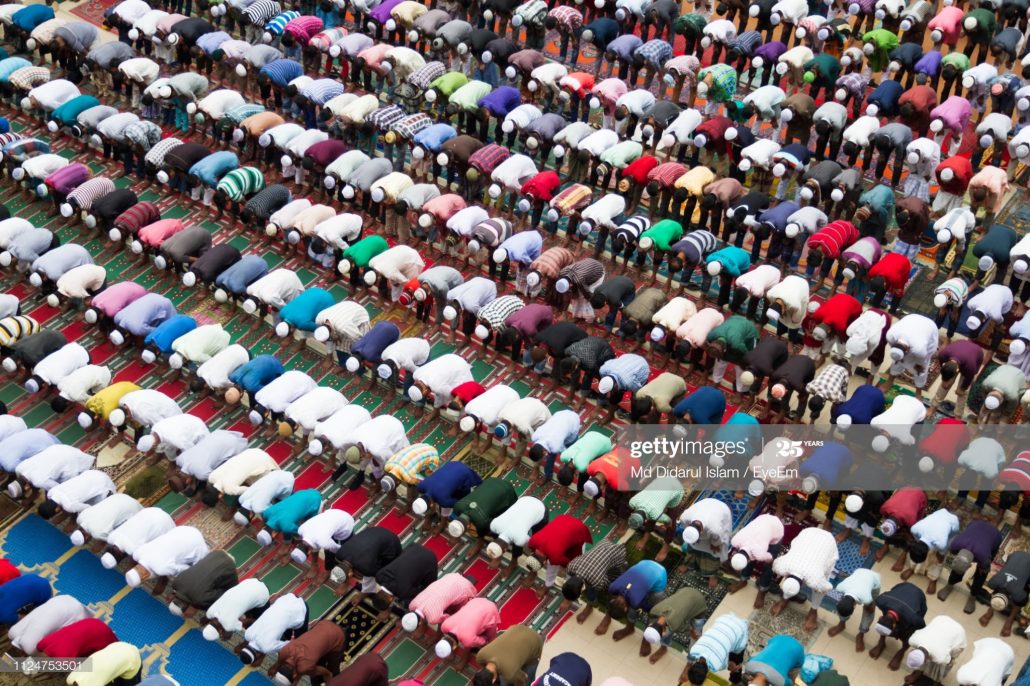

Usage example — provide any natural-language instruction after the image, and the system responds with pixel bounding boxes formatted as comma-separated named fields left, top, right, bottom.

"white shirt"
left=531, top=410, right=581, bottom=454
left=490, top=496, right=547, bottom=546
left=265, top=124, right=305, bottom=151
left=771, top=527, right=838, bottom=593
left=412, top=354, right=474, bottom=407
left=298, top=509, right=355, bottom=553
left=246, top=269, right=304, bottom=309
left=172, top=325, right=230, bottom=364
left=491, top=155, right=538, bottom=190
left=957, top=437, right=1007, bottom=479
left=113, top=0, right=151, bottom=23
left=133, top=526, right=208, bottom=578
left=652, top=297, right=697, bottom=330
left=9, top=595, right=89, bottom=655
left=244, top=594, right=308, bottom=654
left=0, top=416, right=26, bottom=444
left=107, top=507, right=175, bottom=556
left=662, top=109, right=704, bottom=147
left=447, top=277, right=496, bottom=314
left=254, top=371, right=316, bottom=414
left=581, top=195, right=626, bottom=229
left=464, top=385, right=520, bottom=426
left=741, top=139, right=781, bottom=168
left=835, top=568, right=881, bottom=605
left=285, top=129, right=329, bottom=159
left=47, top=470, right=115, bottom=514
left=735, top=265, right=782, bottom=298
left=871, top=395, right=927, bottom=444
left=197, top=89, right=246, bottom=119
left=57, top=264, right=106, bottom=299
left=118, top=58, right=160, bottom=84
left=325, top=150, right=370, bottom=179
left=956, top=638, right=1014, bottom=686
left=315, top=213, right=363, bottom=250
left=909, top=616, right=967, bottom=666
left=209, top=449, right=278, bottom=496
left=529, top=62, right=568, bottom=88
left=966, top=284, right=1013, bottom=324
left=16, top=445, right=93, bottom=491
left=703, top=19, right=737, bottom=42
left=743, top=86, right=785, bottom=119
left=447, top=206, right=491, bottom=238
left=842, top=116, right=881, bottom=146
left=32, top=343, right=89, bottom=386
left=368, top=246, right=424, bottom=284
left=765, top=275, right=809, bottom=328
left=284, top=387, right=348, bottom=431
left=577, top=128, right=619, bottom=156
left=381, top=338, right=431, bottom=373
left=316, top=301, right=370, bottom=344
left=197, top=345, right=250, bottom=390
left=886, top=314, right=939, bottom=362
left=28, top=80, right=80, bottom=111
left=787, top=207, right=827, bottom=235
left=0, top=294, right=18, bottom=318
left=496, top=398, right=551, bottom=435
left=0, top=219, right=34, bottom=249
left=238, top=470, right=294, bottom=515
left=312, top=405, right=373, bottom=449
left=76, top=494, right=143, bottom=542
left=910, top=509, right=959, bottom=551
left=679, top=498, right=733, bottom=555
left=351, top=415, right=409, bottom=464
left=207, top=579, right=271, bottom=634
left=120, top=389, right=181, bottom=426
left=503, top=104, right=541, bottom=130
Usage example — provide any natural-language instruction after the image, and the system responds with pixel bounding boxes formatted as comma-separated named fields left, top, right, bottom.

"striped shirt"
left=0, top=316, right=40, bottom=347
left=222, top=104, right=265, bottom=125
left=259, top=59, right=303, bottom=87
left=550, top=184, right=593, bottom=215
left=244, top=184, right=291, bottom=219
left=729, top=31, right=762, bottom=56
left=67, top=178, right=115, bottom=210
left=384, top=443, right=439, bottom=484
left=806, top=220, right=859, bottom=258
left=558, top=259, right=604, bottom=291
left=478, top=295, right=524, bottom=330
left=612, top=216, right=649, bottom=244
left=529, top=247, right=575, bottom=280
left=113, top=202, right=161, bottom=233
left=671, top=230, right=717, bottom=264
left=217, top=167, right=265, bottom=202
left=307, top=28, right=348, bottom=52
left=647, top=162, right=687, bottom=187
left=301, top=79, right=344, bottom=105
left=264, top=11, right=299, bottom=36
left=283, top=15, right=323, bottom=42
left=392, top=113, right=432, bottom=140
left=243, top=0, right=281, bottom=25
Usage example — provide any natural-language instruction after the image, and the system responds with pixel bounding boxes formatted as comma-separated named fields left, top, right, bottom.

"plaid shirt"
left=367, top=104, right=406, bottom=132
left=566, top=540, right=627, bottom=590
left=514, top=0, right=548, bottom=25
left=628, top=478, right=684, bottom=522
left=384, top=443, right=440, bottom=484
left=468, top=144, right=510, bottom=174
left=9, top=67, right=49, bottom=91
left=697, top=64, right=736, bottom=102
left=805, top=363, right=849, bottom=403
left=836, top=72, right=868, bottom=98
left=634, top=40, right=672, bottom=68
left=392, top=113, right=432, bottom=139
left=549, top=183, right=593, bottom=215
left=123, top=121, right=162, bottom=150
left=478, top=295, right=524, bottom=330
left=223, top=104, right=266, bottom=125
left=647, top=162, right=688, bottom=188
left=408, top=62, right=447, bottom=91
left=547, top=5, right=583, bottom=31
left=144, top=138, right=183, bottom=167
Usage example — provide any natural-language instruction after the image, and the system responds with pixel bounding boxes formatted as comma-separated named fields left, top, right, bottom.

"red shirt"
left=935, top=156, right=972, bottom=195
left=451, top=381, right=486, bottom=405
left=916, top=418, right=969, bottom=464
left=521, top=171, right=561, bottom=202
left=37, top=618, right=117, bottom=658
left=811, top=293, right=863, bottom=337
left=586, top=448, right=641, bottom=492
left=880, top=487, right=927, bottom=527
left=621, top=155, right=659, bottom=184
left=693, top=116, right=734, bottom=156
left=0, top=560, right=20, bottom=587
left=528, top=514, right=593, bottom=566
left=867, top=253, right=911, bottom=295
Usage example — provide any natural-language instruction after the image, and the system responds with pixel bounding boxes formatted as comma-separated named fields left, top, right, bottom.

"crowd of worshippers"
left=1, top=0, right=1030, bottom=685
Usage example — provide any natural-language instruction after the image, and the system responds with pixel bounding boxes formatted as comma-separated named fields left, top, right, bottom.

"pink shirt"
left=408, top=573, right=477, bottom=625
left=931, top=96, right=972, bottom=134
left=138, top=219, right=186, bottom=248
left=92, top=282, right=148, bottom=318
left=969, top=166, right=1009, bottom=215
left=358, top=43, right=392, bottom=70
left=440, top=598, right=499, bottom=649
left=592, top=78, right=628, bottom=110
left=730, top=513, right=784, bottom=562
left=676, top=308, right=725, bottom=348
left=156, top=14, right=188, bottom=34
left=284, top=16, right=324, bottom=42
left=422, top=194, right=467, bottom=222
left=927, top=6, right=964, bottom=45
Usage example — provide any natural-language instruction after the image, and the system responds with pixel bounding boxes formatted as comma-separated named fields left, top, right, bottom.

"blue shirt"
left=0, top=574, right=52, bottom=625
left=479, top=86, right=521, bottom=117
left=746, top=635, right=805, bottom=686
left=0, top=429, right=60, bottom=472
left=216, top=255, right=269, bottom=294
left=498, top=230, right=542, bottom=265
left=0, top=57, right=30, bottom=83
left=12, top=5, right=54, bottom=32
left=715, top=413, right=761, bottom=456
left=51, top=95, right=100, bottom=125
left=867, top=79, right=903, bottom=114
left=800, top=442, right=852, bottom=487
left=759, top=201, right=800, bottom=233
left=417, top=461, right=482, bottom=507
left=263, top=489, right=322, bottom=535
left=530, top=409, right=581, bottom=455
left=352, top=321, right=400, bottom=362
left=705, top=246, right=751, bottom=277
left=830, top=384, right=885, bottom=425
left=598, top=354, right=650, bottom=392
left=144, top=315, right=197, bottom=353
left=229, top=355, right=284, bottom=393
left=196, top=31, right=231, bottom=54
left=689, top=614, right=749, bottom=671
left=260, top=59, right=304, bottom=87
left=189, top=151, right=240, bottom=187
left=533, top=653, right=592, bottom=686
left=113, top=294, right=177, bottom=337
left=413, top=123, right=458, bottom=151
left=278, top=288, right=335, bottom=331
left=672, top=386, right=726, bottom=424
left=608, top=560, right=668, bottom=609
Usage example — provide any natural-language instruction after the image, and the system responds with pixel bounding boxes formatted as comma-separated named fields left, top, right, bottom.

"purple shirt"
left=914, top=50, right=942, bottom=76
left=937, top=340, right=984, bottom=381
left=506, top=303, right=553, bottom=339
left=753, top=41, right=787, bottom=63
left=370, top=0, right=404, bottom=23
left=479, top=86, right=521, bottom=117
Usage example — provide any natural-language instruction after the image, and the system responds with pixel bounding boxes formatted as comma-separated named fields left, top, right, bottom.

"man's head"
left=836, top=594, right=856, bottom=619
left=608, top=594, right=629, bottom=621
left=562, top=574, right=585, bottom=602
left=686, top=658, right=709, bottom=686
left=908, top=539, right=930, bottom=565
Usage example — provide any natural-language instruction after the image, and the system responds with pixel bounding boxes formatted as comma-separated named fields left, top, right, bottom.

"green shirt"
left=600, top=141, right=643, bottom=169
left=650, top=587, right=707, bottom=631
left=862, top=29, right=898, bottom=71
left=448, top=80, right=492, bottom=112
left=342, top=235, right=388, bottom=268
left=967, top=8, right=996, bottom=37
left=640, top=219, right=684, bottom=251
left=560, top=431, right=612, bottom=472
left=454, top=478, right=517, bottom=535
left=622, top=287, right=666, bottom=323
left=429, top=72, right=469, bottom=98
left=811, top=670, right=850, bottom=686
left=707, top=315, right=758, bottom=359
left=940, top=52, right=970, bottom=71
left=804, top=54, right=840, bottom=84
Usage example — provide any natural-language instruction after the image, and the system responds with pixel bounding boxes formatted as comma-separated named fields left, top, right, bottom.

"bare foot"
left=612, top=625, right=635, bottom=642
left=649, top=646, right=667, bottom=664
left=827, top=622, right=845, bottom=638
left=979, top=610, right=993, bottom=627
left=576, top=605, right=593, bottom=624
left=900, top=569, right=913, bottom=580
left=859, top=539, right=871, bottom=557
left=869, top=643, right=884, bottom=660
left=727, top=580, right=748, bottom=594
left=835, top=529, right=850, bottom=544
left=888, top=652, right=903, bottom=671
left=594, top=616, right=611, bottom=635
left=874, top=545, right=888, bottom=562
left=926, top=580, right=936, bottom=596
left=770, top=599, right=787, bottom=617
left=855, top=633, right=865, bottom=652
left=804, top=609, right=819, bottom=632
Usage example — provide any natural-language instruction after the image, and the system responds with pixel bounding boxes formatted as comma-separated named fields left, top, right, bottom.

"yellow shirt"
left=84, top=382, right=141, bottom=420
left=67, top=642, right=141, bottom=686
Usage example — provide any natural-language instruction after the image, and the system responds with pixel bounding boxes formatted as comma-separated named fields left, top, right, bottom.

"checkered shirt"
left=547, top=5, right=583, bottom=31
left=468, top=144, right=510, bottom=175
left=566, top=541, right=627, bottom=590
left=478, top=295, right=525, bottom=331
left=367, top=104, right=407, bottom=132
left=392, top=113, right=432, bottom=139
left=804, top=363, right=849, bottom=403
left=407, top=62, right=447, bottom=91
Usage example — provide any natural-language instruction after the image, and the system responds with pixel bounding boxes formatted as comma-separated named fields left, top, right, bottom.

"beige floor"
left=541, top=535, right=1030, bottom=686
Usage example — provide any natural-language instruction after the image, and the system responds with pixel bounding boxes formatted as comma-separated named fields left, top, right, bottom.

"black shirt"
left=170, top=17, right=215, bottom=45
left=744, top=337, right=789, bottom=377
left=172, top=550, right=238, bottom=608
left=771, top=355, right=816, bottom=391
left=988, top=550, right=1030, bottom=605
left=13, top=331, right=66, bottom=368
left=91, top=190, right=138, bottom=223
left=164, top=143, right=212, bottom=174
left=335, top=526, right=402, bottom=577
left=374, top=544, right=438, bottom=604
left=468, top=29, right=499, bottom=55
left=533, top=322, right=588, bottom=354
left=191, top=244, right=242, bottom=283
left=593, top=276, right=636, bottom=308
